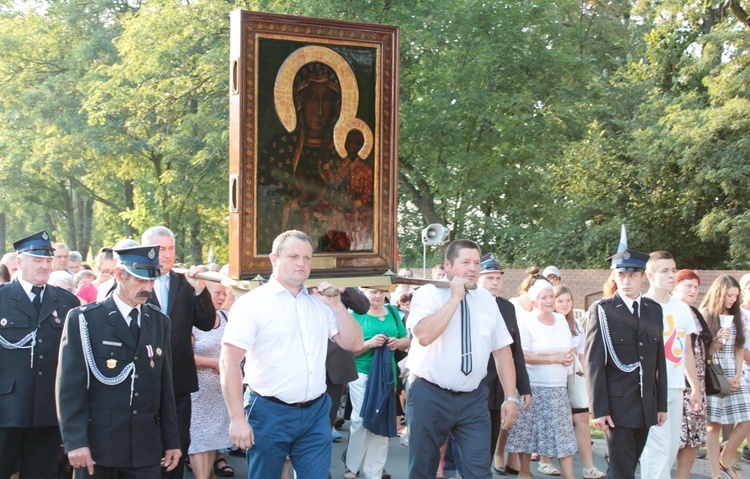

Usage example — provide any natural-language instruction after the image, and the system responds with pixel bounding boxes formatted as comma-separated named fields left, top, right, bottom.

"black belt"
left=261, top=393, right=324, bottom=408
left=417, top=377, right=470, bottom=395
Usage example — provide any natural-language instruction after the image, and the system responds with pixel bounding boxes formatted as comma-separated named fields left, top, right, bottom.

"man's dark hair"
left=445, top=239, right=481, bottom=264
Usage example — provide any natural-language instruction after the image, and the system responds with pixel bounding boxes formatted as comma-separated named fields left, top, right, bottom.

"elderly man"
left=56, top=245, right=181, bottom=478
left=406, top=239, right=518, bottom=479
left=477, top=253, right=532, bottom=474
left=0, top=231, right=80, bottom=478
left=52, top=242, right=72, bottom=274
left=141, top=226, right=215, bottom=479
left=220, top=230, right=363, bottom=478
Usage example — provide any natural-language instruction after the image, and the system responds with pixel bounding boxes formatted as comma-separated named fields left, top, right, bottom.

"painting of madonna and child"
left=256, top=41, right=379, bottom=255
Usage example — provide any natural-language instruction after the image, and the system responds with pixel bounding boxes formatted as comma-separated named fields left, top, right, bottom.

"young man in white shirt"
left=639, top=251, right=700, bottom=478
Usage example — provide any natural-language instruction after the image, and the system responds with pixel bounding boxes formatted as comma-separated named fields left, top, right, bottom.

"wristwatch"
left=504, top=396, right=521, bottom=406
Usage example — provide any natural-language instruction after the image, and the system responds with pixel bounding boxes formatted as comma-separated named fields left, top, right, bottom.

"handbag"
left=567, top=355, right=589, bottom=408
left=705, top=358, right=732, bottom=398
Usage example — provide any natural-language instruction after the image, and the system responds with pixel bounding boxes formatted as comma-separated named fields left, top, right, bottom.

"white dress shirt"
left=222, top=276, right=339, bottom=404
left=406, top=284, right=513, bottom=392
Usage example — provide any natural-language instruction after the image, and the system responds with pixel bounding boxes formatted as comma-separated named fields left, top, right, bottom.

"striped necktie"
left=461, top=297, right=472, bottom=375
left=159, top=275, right=169, bottom=313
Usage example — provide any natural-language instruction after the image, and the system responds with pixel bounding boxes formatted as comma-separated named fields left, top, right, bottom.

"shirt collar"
left=113, top=290, right=140, bottom=321
left=267, top=275, right=311, bottom=297
left=617, top=290, right=641, bottom=311
left=17, top=276, right=42, bottom=299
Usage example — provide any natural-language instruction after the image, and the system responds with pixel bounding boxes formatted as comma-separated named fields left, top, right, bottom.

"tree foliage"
left=0, top=0, right=749, bottom=268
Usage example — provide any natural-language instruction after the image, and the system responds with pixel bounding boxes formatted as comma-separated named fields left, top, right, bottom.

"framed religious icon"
left=228, top=10, right=399, bottom=279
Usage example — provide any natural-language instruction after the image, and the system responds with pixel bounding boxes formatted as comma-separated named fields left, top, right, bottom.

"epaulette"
left=642, top=296, right=659, bottom=306
left=143, top=302, right=167, bottom=316
left=76, top=302, right=103, bottom=314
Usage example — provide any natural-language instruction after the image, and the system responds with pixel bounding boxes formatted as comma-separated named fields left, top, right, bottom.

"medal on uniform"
left=156, top=347, right=162, bottom=357
left=147, top=345, right=155, bottom=368
left=107, top=358, right=117, bottom=369
left=53, top=310, right=60, bottom=323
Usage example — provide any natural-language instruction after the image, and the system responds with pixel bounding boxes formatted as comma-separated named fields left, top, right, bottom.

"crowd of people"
left=2, top=225, right=750, bottom=479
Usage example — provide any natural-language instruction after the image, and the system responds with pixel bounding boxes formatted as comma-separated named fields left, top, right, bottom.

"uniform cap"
left=13, top=230, right=55, bottom=257
left=115, top=245, right=162, bottom=280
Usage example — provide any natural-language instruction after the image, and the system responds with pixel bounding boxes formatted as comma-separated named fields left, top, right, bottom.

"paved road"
left=186, top=424, right=728, bottom=478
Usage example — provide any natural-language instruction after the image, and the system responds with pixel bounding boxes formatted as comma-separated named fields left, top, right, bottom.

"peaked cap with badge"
left=115, top=245, right=162, bottom=280
left=13, top=230, right=55, bottom=257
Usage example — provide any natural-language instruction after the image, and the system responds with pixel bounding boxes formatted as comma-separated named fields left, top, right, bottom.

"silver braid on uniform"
left=598, top=305, right=641, bottom=373
left=0, top=330, right=36, bottom=368
left=79, top=313, right=137, bottom=405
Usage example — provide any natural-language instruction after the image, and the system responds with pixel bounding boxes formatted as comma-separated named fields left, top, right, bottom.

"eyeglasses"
left=100, top=269, right=114, bottom=276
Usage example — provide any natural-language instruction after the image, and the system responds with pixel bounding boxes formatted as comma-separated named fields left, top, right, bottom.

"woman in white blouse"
left=505, top=281, right=578, bottom=479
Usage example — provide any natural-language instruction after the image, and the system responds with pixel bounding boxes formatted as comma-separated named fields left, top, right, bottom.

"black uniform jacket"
left=56, top=298, right=180, bottom=468
left=147, top=271, right=215, bottom=397
left=483, top=296, right=532, bottom=409
left=585, top=294, right=668, bottom=430
left=0, top=279, right=79, bottom=427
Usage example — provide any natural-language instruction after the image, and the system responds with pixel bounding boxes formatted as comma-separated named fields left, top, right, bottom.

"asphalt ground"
left=186, top=423, right=730, bottom=478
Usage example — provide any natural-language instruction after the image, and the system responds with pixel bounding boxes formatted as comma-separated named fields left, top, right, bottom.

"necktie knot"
left=31, top=286, right=44, bottom=313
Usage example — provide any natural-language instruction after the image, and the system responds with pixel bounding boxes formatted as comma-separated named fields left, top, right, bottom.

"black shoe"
left=334, top=417, right=345, bottom=429
left=228, top=448, right=246, bottom=457
left=503, top=465, right=520, bottom=475
left=492, top=464, right=508, bottom=475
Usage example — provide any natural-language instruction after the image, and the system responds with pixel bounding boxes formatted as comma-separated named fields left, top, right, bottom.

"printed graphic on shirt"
left=664, top=313, right=686, bottom=366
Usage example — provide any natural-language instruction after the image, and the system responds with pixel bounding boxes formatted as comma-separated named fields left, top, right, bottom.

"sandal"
left=582, top=466, right=606, bottom=479
left=213, top=458, right=235, bottom=477
left=720, top=462, right=741, bottom=479
left=537, top=462, right=561, bottom=476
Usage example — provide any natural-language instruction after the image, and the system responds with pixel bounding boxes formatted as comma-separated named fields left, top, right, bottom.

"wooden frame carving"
left=228, top=10, right=399, bottom=279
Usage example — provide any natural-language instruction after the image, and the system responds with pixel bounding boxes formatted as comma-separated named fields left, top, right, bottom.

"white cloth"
left=518, top=312, right=573, bottom=387
left=345, top=372, right=389, bottom=478
left=572, top=318, right=585, bottom=356
left=96, top=278, right=115, bottom=301
left=406, top=284, right=512, bottom=392
left=222, top=275, right=339, bottom=404
left=510, top=297, right=535, bottom=325
left=645, top=295, right=697, bottom=388
left=639, top=388, right=684, bottom=478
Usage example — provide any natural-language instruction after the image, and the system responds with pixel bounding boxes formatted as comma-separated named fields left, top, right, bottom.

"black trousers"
left=160, top=394, right=191, bottom=479
left=605, top=425, right=650, bottom=479
left=0, top=426, right=61, bottom=479
left=75, top=464, right=161, bottom=479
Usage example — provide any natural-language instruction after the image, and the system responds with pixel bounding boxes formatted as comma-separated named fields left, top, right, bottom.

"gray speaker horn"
left=421, top=224, right=450, bottom=245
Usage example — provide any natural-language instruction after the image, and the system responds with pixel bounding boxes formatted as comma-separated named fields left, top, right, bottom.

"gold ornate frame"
left=228, top=10, right=399, bottom=279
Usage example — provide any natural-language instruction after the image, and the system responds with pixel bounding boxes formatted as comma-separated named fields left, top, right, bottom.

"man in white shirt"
left=406, top=239, right=518, bottom=479
left=639, top=251, right=700, bottom=478
left=220, top=230, right=363, bottom=478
